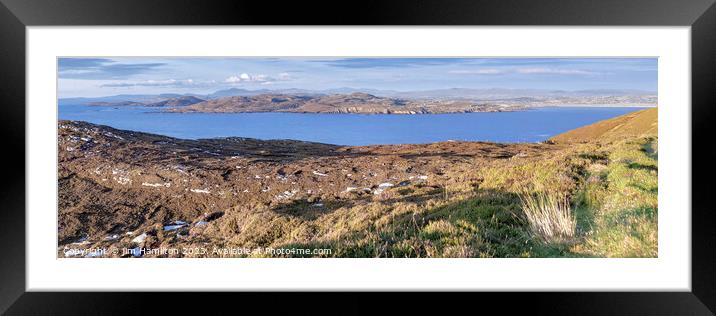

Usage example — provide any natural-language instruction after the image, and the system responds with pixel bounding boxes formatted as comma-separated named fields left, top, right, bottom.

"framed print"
left=1, top=0, right=715, bottom=314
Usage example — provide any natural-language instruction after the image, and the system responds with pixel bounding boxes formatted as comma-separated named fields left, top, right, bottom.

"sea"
left=58, top=104, right=647, bottom=146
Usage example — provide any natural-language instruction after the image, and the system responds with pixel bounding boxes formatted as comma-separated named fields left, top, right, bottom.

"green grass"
left=180, top=136, right=658, bottom=258
left=571, top=137, right=658, bottom=257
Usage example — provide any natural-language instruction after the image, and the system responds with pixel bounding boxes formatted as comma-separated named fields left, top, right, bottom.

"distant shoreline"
left=60, top=91, right=657, bottom=115
left=529, top=103, right=657, bottom=108
left=141, top=104, right=654, bottom=115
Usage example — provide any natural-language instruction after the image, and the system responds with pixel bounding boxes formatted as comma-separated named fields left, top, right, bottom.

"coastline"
left=58, top=106, right=647, bottom=145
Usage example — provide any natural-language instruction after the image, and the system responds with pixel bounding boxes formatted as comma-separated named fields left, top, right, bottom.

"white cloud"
left=225, top=72, right=294, bottom=84
left=225, top=73, right=281, bottom=84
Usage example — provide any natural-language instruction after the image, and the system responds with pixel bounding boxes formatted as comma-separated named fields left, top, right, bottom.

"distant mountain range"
left=61, top=93, right=191, bottom=105
left=207, top=87, right=656, bottom=100
left=59, top=87, right=657, bottom=106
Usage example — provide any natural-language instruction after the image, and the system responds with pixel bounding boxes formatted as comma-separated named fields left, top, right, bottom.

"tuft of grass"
left=519, top=191, right=576, bottom=244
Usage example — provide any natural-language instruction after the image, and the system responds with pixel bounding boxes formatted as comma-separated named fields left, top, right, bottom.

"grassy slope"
left=549, top=108, right=657, bottom=143
left=182, top=109, right=658, bottom=258
left=550, top=108, right=658, bottom=257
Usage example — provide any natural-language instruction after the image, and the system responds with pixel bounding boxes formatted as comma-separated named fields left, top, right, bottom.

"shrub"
left=519, top=191, right=575, bottom=244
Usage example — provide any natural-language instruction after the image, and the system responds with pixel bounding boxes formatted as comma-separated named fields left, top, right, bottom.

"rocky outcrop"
left=172, top=92, right=524, bottom=114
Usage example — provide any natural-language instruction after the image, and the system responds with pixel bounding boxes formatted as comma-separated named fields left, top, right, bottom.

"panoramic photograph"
left=57, top=57, right=658, bottom=258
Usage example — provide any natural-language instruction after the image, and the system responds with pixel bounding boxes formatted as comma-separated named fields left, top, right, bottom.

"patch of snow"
left=190, top=188, right=211, bottom=194
left=378, top=183, right=394, bottom=188
left=104, top=234, right=119, bottom=241
left=345, top=187, right=358, bottom=192
left=194, top=221, right=208, bottom=227
left=312, top=171, right=328, bottom=177
left=417, top=175, right=429, bottom=180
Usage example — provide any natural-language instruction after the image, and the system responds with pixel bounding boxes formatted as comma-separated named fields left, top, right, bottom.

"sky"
left=58, top=57, right=658, bottom=98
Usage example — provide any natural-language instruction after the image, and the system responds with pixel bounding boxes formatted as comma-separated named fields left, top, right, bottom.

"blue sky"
left=58, top=57, right=657, bottom=97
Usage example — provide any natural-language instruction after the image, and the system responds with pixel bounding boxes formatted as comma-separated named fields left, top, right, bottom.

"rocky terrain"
left=57, top=120, right=558, bottom=257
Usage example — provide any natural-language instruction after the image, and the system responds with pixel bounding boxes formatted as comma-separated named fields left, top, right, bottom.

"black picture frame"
left=1, top=0, right=714, bottom=314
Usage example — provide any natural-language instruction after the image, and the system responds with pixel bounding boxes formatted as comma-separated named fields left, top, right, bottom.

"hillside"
left=172, top=92, right=522, bottom=114
left=144, top=96, right=205, bottom=107
left=57, top=109, right=658, bottom=258
left=549, top=108, right=657, bottom=143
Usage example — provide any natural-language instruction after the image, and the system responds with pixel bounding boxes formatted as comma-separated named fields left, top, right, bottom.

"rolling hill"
left=550, top=108, right=657, bottom=143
